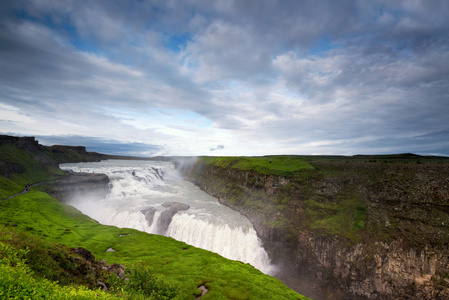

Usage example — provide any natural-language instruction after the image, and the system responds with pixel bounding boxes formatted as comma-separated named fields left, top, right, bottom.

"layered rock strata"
left=48, top=172, right=110, bottom=202
left=188, top=160, right=449, bottom=299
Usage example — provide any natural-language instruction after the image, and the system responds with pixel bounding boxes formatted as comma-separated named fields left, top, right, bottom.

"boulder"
left=48, top=172, right=110, bottom=201
left=71, top=247, right=95, bottom=263
left=158, top=202, right=190, bottom=235
left=141, top=207, right=157, bottom=227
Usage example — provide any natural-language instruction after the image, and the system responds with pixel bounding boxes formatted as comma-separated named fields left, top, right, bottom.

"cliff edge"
left=0, top=135, right=111, bottom=199
left=189, top=156, right=449, bottom=299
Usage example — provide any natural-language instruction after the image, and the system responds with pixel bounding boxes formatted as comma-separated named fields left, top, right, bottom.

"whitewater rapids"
left=60, top=159, right=274, bottom=274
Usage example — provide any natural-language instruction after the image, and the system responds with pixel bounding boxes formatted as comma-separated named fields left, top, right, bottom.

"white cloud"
left=0, top=103, right=34, bottom=124
left=1, top=0, right=448, bottom=156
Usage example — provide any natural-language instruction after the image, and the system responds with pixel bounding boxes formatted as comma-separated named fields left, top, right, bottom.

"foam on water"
left=60, top=159, right=275, bottom=274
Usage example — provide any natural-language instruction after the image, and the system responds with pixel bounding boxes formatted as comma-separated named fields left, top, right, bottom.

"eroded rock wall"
left=293, top=232, right=449, bottom=299
left=48, top=172, right=110, bottom=202
left=189, top=160, right=449, bottom=299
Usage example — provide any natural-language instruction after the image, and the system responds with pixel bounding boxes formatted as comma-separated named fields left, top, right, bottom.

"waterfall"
left=60, top=160, right=275, bottom=274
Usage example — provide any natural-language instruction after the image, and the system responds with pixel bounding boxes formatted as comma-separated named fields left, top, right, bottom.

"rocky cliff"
left=0, top=135, right=108, bottom=166
left=0, top=135, right=111, bottom=201
left=47, top=171, right=110, bottom=202
left=188, top=156, right=449, bottom=299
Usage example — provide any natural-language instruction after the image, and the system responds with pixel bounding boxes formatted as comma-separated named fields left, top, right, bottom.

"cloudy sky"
left=1, top=0, right=448, bottom=157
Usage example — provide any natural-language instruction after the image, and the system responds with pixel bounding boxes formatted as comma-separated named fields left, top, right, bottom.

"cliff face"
left=47, top=172, right=110, bottom=202
left=0, top=135, right=110, bottom=199
left=0, top=135, right=108, bottom=166
left=189, top=157, right=449, bottom=299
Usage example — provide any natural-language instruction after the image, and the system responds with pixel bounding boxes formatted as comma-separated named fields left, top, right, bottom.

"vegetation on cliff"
left=0, top=135, right=107, bottom=198
left=189, top=155, right=449, bottom=299
left=191, top=155, right=449, bottom=245
left=0, top=136, right=307, bottom=299
left=1, top=192, right=305, bottom=299
left=199, top=156, right=314, bottom=177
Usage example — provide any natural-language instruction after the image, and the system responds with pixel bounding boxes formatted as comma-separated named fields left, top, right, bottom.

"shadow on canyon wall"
left=188, top=155, right=449, bottom=299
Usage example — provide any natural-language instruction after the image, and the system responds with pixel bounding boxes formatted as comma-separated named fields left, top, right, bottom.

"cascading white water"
left=60, top=159, right=275, bottom=274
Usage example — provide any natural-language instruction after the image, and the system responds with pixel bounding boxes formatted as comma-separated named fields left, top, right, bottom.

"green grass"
left=0, top=226, right=182, bottom=299
left=0, top=263, right=114, bottom=299
left=0, top=144, right=63, bottom=198
left=46, top=148, right=85, bottom=163
left=194, top=156, right=318, bottom=231
left=0, top=142, right=307, bottom=299
left=193, top=156, right=373, bottom=243
left=0, top=233, right=115, bottom=299
left=202, top=156, right=315, bottom=177
left=304, top=194, right=367, bottom=242
left=0, top=191, right=307, bottom=299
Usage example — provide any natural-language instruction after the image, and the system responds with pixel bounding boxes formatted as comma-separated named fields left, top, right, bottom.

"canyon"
left=3, top=135, right=449, bottom=299
left=1, top=136, right=306, bottom=299
left=188, top=156, right=449, bottom=299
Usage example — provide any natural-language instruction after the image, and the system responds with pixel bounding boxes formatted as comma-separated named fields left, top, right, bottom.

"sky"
left=1, top=0, right=448, bottom=157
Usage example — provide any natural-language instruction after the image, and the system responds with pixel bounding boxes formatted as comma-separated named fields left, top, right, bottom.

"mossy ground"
left=304, top=194, right=366, bottom=241
left=0, top=141, right=307, bottom=299
left=0, top=192, right=306, bottom=299
left=0, top=144, right=63, bottom=198
left=192, top=155, right=449, bottom=246
left=202, top=156, right=315, bottom=177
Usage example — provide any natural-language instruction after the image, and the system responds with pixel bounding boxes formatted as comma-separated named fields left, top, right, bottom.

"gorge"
left=58, top=159, right=274, bottom=275
left=1, top=135, right=305, bottom=299
left=53, top=154, right=449, bottom=299
left=188, top=156, right=449, bottom=299
left=2, top=135, right=449, bottom=299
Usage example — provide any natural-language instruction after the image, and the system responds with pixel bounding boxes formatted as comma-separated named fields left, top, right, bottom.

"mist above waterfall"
left=60, top=160, right=275, bottom=275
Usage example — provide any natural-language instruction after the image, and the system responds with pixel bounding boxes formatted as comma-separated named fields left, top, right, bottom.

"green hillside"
left=0, top=137, right=306, bottom=299
left=0, top=143, right=63, bottom=198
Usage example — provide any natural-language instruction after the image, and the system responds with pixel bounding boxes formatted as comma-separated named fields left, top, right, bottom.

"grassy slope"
left=0, top=144, right=64, bottom=198
left=0, top=192, right=306, bottom=299
left=1, top=250, right=115, bottom=300
left=0, top=143, right=306, bottom=299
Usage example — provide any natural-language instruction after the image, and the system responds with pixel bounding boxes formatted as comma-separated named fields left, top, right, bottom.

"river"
left=60, top=159, right=274, bottom=274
